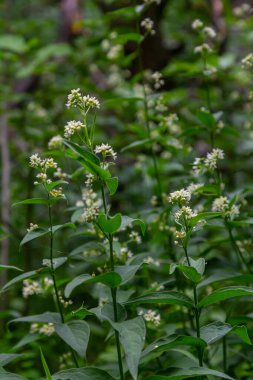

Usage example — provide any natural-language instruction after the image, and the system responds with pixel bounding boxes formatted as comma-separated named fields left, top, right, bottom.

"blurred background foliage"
left=2, top=0, right=253, bottom=378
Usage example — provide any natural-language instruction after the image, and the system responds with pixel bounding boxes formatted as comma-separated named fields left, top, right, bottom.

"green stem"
left=226, top=222, right=252, bottom=273
left=183, top=246, right=203, bottom=367
left=48, top=197, right=79, bottom=368
left=101, top=184, right=124, bottom=380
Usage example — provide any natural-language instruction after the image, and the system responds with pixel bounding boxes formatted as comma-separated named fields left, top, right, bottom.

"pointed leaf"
left=13, top=198, right=49, bottom=206
left=64, top=272, right=122, bottom=298
left=40, top=349, right=52, bottom=380
left=112, top=317, right=146, bottom=380
left=120, top=216, right=146, bottom=235
left=98, top=213, right=122, bottom=234
left=52, top=367, right=115, bottom=380
left=0, top=264, right=23, bottom=272
left=105, top=177, right=118, bottom=195
left=0, top=354, right=22, bottom=366
left=124, top=291, right=194, bottom=309
left=20, top=229, right=49, bottom=246
left=147, top=367, right=235, bottom=379
left=198, top=286, right=253, bottom=308
left=1, top=269, right=42, bottom=292
left=55, top=320, right=90, bottom=358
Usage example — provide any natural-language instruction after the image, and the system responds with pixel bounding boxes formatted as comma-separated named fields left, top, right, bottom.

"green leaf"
left=64, top=140, right=100, bottom=165
left=115, top=265, right=141, bottom=284
left=147, top=367, right=235, bottom=379
left=40, top=348, right=52, bottom=380
left=200, top=322, right=233, bottom=344
left=10, top=312, right=61, bottom=325
left=0, top=373, right=28, bottom=380
left=98, top=213, right=122, bottom=234
left=189, top=212, right=222, bottom=228
left=198, top=286, right=253, bottom=308
left=52, top=367, right=115, bottom=380
left=121, top=138, right=150, bottom=152
left=141, top=335, right=206, bottom=365
left=78, top=158, right=111, bottom=180
left=105, top=177, right=118, bottom=195
left=90, top=302, right=127, bottom=323
left=45, top=180, right=68, bottom=192
left=13, top=198, right=49, bottom=206
left=51, top=223, right=76, bottom=234
left=0, top=354, right=22, bottom=366
left=120, top=216, right=146, bottom=235
left=64, top=272, right=122, bottom=298
left=0, top=34, right=27, bottom=54
left=112, top=317, right=146, bottom=380
left=124, top=291, right=194, bottom=309
left=42, top=257, right=67, bottom=270
left=232, top=325, right=251, bottom=344
left=197, top=110, right=216, bottom=128
left=1, top=269, right=42, bottom=292
left=0, top=264, right=23, bottom=272
left=170, top=264, right=202, bottom=283
left=20, top=229, right=49, bottom=246
left=55, top=320, right=90, bottom=357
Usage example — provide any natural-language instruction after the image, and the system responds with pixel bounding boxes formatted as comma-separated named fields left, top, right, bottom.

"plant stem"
left=100, top=184, right=124, bottom=380
left=183, top=246, right=203, bottom=367
left=48, top=197, right=79, bottom=368
left=226, top=222, right=252, bottom=274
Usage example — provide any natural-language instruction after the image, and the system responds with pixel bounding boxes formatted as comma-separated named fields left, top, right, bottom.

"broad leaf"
left=124, top=291, right=194, bottom=309
left=0, top=373, right=28, bottom=380
left=55, top=320, right=90, bottom=357
left=105, top=177, right=118, bottom=195
left=112, top=317, right=146, bottom=380
left=52, top=367, right=115, bottom=380
left=13, top=198, right=49, bottom=206
left=0, top=354, right=21, bottom=366
left=120, top=216, right=146, bottom=235
left=65, top=272, right=122, bottom=298
left=1, top=269, right=42, bottom=292
left=20, top=229, right=49, bottom=246
left=198, top=286, right=253, bottom=308
left=10, top=312, right=61, bottom=325
left=98, top=213, right=122, bottom=234
left=147, top=367, right=235, bottom=379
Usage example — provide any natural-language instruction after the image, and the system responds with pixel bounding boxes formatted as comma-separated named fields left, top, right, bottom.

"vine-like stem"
left=100, top=183, right=124, bottom=380
left=47, top=195, right=79, bottom=368
left=183, top=245, right=203, bottom=367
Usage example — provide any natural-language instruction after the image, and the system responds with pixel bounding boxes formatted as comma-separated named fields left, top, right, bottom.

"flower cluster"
left=192, top=148, right=224, bottom=175
left=241, top=53, right=253, bottom=69
left=64, top=120, right=84, bottom=139
left=151, top=71, right=164, bottom=90
left=138, top=309, right=161, bottom=326
left=66, top=88, right=100, bottom=110
left=27, top=223, right=38, bottom=232
left=94, top=143, right=117, bottom=161
left=22, top=277, right=53, bottom=298
left=129, top=231, right=142, bottom=244
left=141, top=18, right=156, bottom=35
left=59, top=352, right=72, bottom=371
left=78, top=187, right=101, bottom=224
left=48, top=135, right=63, bottom=150
left=212, top=196, right=240, bottom=220
left=30, top=323, right=55, bottom=336
left=29, top=153, right=62, bottom=189
left=168, top=189, right=191, bottom=205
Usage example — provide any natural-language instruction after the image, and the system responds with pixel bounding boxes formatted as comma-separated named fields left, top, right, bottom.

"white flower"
left=66, top=88, right=82, bottom=108
left=143, top=256, right=160, bottom=266
left=212, top=196, right=240, bottom=220
left=27, top=223, right=39, bottom=232
left=242, top=53, right=253, bottom=69
left=82, top=95, right=100, bottom=109
left=203, top=26, right=216, bottom=38
left=151, top=71, right=164, bottom=90
left=187, top=183, right=203, bottom=193
left=29, top=153, right=42, bottom=168
left=175, top=206, right=197, bottom=223
left=192, top=19, right=203, bottom=30
left=138, top=309, right=161, bottom=326
left=53, top=167, right=69, bottom=180
left=39, top=323, right=55, bottom=336
left=129, top=231, right=142, bottom=244
left=22, top=280, right=43, bottom=298
left=204, top=148, right=224, bottom=170
left=49, top=187, right=63, bottom=198
left=64, top=120, right=84, bottom=139
left=48, top=135, right=63, bottom=150
left=107, top=45, right=122, bottom=60
left=141, top=18, right=156, bottom=35
left=79, top=206, right=99, bottom=223
left=94, top=143, right=117, bottom=160
left=168, top=189, right=191, bottom=205
left=194, top=43, right=213, bottom=54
